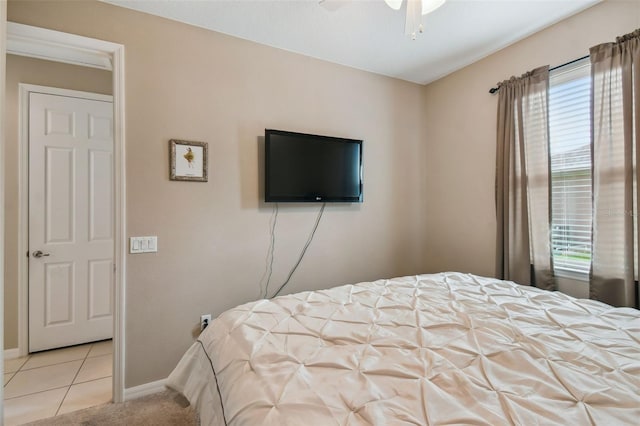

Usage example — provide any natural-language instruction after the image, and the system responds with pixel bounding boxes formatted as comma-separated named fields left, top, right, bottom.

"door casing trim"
left=10, top=23, right=126, bottom=403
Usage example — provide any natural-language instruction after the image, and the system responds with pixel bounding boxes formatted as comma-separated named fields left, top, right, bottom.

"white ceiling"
left=103, top=0, right=600, bottom=85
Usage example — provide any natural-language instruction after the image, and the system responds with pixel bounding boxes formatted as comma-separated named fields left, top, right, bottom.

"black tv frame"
left=264, top=129, right=363, bottom=203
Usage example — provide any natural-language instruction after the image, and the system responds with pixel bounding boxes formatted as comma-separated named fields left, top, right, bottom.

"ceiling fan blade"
left=319, top=0, right=348, bottom=12
left=384, top=0, right=403, bottom=11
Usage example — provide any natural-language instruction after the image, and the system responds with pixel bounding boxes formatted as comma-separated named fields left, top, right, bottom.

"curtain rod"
left=488, top=55, right=590, bottom=94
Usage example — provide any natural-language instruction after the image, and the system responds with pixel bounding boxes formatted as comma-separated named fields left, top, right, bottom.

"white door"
left=28, top=91, right=114, bottom=352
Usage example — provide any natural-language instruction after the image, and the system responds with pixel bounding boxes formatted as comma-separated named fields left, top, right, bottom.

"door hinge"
left=113, top=263, right=116, bottom=273
left=26, top=250, right=29, bottom=258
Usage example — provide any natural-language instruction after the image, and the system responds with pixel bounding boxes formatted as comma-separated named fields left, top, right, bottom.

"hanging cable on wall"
left=269, top=203, right=327, bottom=299
left=260, top=203, right=279, bottom=299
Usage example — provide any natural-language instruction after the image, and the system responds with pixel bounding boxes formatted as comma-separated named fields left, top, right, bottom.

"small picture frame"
left=169, top=139, right=208, bottom=182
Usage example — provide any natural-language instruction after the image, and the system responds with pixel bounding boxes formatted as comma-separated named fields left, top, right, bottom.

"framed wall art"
left=169, top=139, right=208, bottom=182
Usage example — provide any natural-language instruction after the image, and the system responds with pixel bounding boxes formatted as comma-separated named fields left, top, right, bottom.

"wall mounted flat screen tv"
left=265, top=129, right=363, bottom=203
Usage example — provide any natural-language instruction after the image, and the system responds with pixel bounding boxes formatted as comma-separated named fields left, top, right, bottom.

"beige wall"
left=7, top=1, right=428, bottom=386
left=4, top=55, right=112, bottom=348
left=423, top=0, right=640, bottom=279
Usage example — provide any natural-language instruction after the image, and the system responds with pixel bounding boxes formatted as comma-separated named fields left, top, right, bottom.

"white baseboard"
left=124, top=378, right=167, bottom=401
left=4, top=348, right=20, bottom=360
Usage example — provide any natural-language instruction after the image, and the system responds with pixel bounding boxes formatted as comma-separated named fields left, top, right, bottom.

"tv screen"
left=265, top=129, right=363, bottom=203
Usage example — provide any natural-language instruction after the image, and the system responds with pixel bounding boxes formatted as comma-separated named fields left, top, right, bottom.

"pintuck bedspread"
left=166, top=272, right=640, bottom=426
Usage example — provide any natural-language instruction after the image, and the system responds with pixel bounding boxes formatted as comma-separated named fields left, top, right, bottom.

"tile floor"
left=3, top=340, right=112, bottom=426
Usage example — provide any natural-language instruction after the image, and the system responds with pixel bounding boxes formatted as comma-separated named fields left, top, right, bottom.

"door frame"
left=22, top=84, right=114, bottom=352
left=9, top=23, right=127, bottom=403
left=1, top=0, right=7, bottom=415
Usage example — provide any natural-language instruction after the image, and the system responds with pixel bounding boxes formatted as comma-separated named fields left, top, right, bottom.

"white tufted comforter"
left=166, top=272, right=640, bottom=425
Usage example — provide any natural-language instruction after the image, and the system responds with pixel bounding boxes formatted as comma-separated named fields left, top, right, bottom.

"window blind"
left=549, top=58, right=592, bottom=276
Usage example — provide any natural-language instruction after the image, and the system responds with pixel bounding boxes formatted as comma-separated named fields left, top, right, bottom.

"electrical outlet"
left=200, top=314, right=212, bottom=331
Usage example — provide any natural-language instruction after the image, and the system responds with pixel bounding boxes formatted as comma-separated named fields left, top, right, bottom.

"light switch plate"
left=130, top=236, right=158, bottom=254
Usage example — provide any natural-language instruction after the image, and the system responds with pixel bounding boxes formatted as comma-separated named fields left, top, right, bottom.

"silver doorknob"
left=32, top=250, right=50, bottom=258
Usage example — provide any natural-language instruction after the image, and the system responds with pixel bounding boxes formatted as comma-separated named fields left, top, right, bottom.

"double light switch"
left=130, top=236, right=158, bottom=254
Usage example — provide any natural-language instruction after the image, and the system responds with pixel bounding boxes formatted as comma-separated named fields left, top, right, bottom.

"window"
left=548, top=59, right=592, bottom=277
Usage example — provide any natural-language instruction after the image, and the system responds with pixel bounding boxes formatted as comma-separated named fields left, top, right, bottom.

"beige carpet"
left=23, top=390, right=198, bottom=426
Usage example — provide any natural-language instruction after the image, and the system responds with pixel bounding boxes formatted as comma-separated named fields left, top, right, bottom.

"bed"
left=166, top=272, right=640, bottom=425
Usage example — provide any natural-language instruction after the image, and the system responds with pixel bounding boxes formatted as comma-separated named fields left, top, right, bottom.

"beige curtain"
left=495, top=66, right=554, bottom=290
left=590, top=29, right=640, bottom=307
